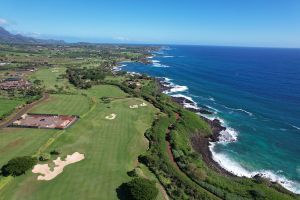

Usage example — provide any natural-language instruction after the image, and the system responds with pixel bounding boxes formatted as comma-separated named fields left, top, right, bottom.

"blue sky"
left=1, top=0, right=300, bottom=47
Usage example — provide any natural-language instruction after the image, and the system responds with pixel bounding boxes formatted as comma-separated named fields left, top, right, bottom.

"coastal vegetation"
left=120, top=178, right=159, bottom=200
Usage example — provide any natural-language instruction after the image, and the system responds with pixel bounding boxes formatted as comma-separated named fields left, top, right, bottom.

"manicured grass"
left=80, top=85, right=127, bottom=98
left=0, top=98, right=24, bottom=119
left=0, top=128, right=57, bottom=167
left=31, top=94, right=90, bottom=117
left=30, top=67, right=74, bottom=91
left=0, top=85, right=159, bottom=200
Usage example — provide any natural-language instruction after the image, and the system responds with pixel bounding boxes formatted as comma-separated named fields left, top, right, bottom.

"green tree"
left=123, top=178, right=158, bottom=200
left=1, top=156, right=37, bottom=177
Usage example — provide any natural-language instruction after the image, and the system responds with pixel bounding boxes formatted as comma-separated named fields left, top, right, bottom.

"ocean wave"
left=162, top=77, right=172, bottom=82
left=289, top=124, right=300, bottom=131
left=221, top=104, right=253, bottom=116
left=171, top=94, right=199, bottom=110
left=151, top=60, right=170, bottom=68
left=209, top=143, right=300, bottom=194
left=152, top=60, right=160, bottom=63
left=112, top=64, right=127, bottom=71
left=204, top=105, right=220, bottom=113
left=218, top=128, right=238, bottom=143
left=163, top=55, right=174, bottom=58
left=164, top=85, right=188, bottom=94
left=160, top=78, right=188, bottom=94
left=209, top=97, right=215, bottom=102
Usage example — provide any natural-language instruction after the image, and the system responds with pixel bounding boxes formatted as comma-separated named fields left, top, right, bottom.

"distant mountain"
left=0, top=27, right=65, bottom=44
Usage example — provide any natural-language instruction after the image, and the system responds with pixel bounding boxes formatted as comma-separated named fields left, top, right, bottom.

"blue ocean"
left=121, top=45, right=300, bottom=194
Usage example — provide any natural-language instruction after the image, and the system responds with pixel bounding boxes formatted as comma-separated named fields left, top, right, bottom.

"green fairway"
left=31, top=94, right=90, bottom=117
left=0, top=128, right=57, bottom=167
left=30, top=67, right=74, bottom=91
left=80, top=85, right=127, bottom=98
left=0, top=85, right=160, bottom=200
left=0, top=98, right=24, bottom=119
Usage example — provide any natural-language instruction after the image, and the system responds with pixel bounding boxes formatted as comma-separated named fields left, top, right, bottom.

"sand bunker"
left=32, top=152, right=85, bottom=181
left=105, top=113, right=116, bottom=120
left=130, top=103, right=147, bottom=109
left=139, top=102, right=147, bottom=107
left=129, top=105, right=139, bottom=109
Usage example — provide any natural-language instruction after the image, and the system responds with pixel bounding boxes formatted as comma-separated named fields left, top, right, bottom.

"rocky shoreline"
left=156, top=78, right=235, bottom=177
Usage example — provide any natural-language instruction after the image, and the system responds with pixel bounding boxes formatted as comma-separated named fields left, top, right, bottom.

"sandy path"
left=32, top=152, right=85, bottom=181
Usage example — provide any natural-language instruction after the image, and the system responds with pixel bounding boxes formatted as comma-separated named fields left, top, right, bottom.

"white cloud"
left=0, top=18, right=8, bottom=25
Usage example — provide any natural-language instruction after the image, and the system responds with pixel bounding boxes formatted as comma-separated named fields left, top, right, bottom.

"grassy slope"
left=0, top=85, right=159, bottom=200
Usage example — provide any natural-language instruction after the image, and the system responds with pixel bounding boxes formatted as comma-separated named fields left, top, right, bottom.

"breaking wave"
left=112, top=64, right=127, bottom=71
left=151, top=60, right=170, bottom=68
left=171, top=94, right=199, bottom=110
left=220, top=104, right=254, bottom=116
left=209, top=143, right=300, bottom=194
left=160, top=77, right=188, bottom=94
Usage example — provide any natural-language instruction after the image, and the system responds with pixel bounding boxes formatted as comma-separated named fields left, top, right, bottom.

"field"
left=0, top=98, right=24, bottom=119
left=0, top=85, right=163, bottom=200
left=30, top=67, right=75, bottom=91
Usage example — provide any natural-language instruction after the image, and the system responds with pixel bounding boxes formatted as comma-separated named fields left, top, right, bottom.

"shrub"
left=38, top=153, right=51, bottom=161
left=50, top=149, right=61, bottom=155
left=127, top=169, right=138, bottom=177
left=1, top=156, right=37, bottom=176
left=249, top=189, right=266, bottom=200
left=123, top=178, right=158, bottom=200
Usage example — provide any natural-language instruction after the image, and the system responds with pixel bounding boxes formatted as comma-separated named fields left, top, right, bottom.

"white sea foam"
left=204, top=105, right=219, bottom=113
left=290, top=124, right=300, bottom=131
left=209, top=143, right=300, bottom=194
left=112, top=64, right=127, bottom=71
left=221, top=104, right=253, bottom=116
left=171, top=94, right=199, bottom=110
left=164, top=85, right=188, bottom=93
left=159, top=78, right=188, bottom=93
left=171, top=94, right=195, bottom=103
left=218, top=128, right=238, bottom=143
left=152, top=60, right=160, bottom=63
left=162, top=77, right=172, bottom=82
left=209, top=97, right=215, bottom=102
left=151, top=59, right=170, bottom=68
left=163, top=55, right=174, bottom=58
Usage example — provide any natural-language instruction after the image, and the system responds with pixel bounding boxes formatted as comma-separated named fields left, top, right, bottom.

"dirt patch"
left=165, top=129, right=180, bottom=171
left=32, top=152, right=85, bottom=181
